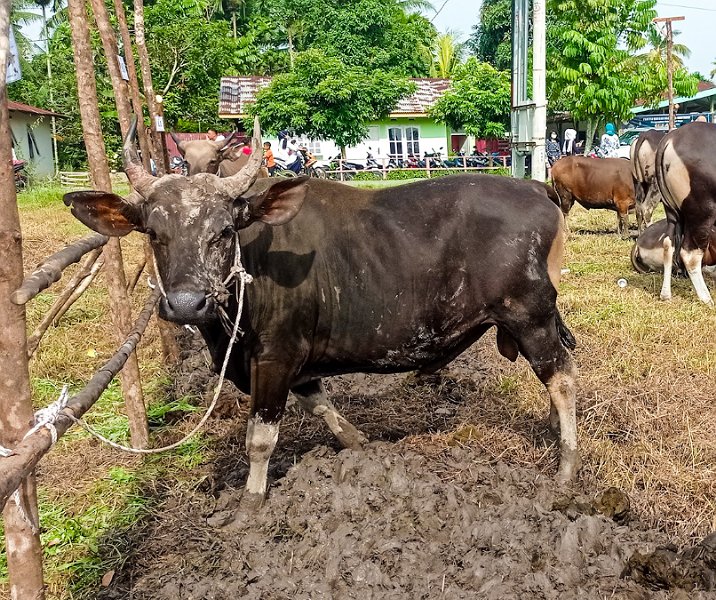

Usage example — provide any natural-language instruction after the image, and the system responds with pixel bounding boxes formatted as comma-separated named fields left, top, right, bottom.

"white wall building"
left=9, top=100, right=62, bottom=177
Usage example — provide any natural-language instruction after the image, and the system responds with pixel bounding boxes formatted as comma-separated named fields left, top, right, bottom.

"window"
left=297, top=138, right=322, bottom=158
left=388, top=126, right=420, bottom=158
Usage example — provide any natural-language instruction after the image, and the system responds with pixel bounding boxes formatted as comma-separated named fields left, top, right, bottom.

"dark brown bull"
left=630, top=129, right=667, bottom=232
left=655, top=121, right=716, bottom=305
left=64, top=118, right=580, bottom=510
left=552, top=155, right=637, bottom=237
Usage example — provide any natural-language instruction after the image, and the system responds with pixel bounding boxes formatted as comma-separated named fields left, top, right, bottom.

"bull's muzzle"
left=160, top=291, right=217, bottom=324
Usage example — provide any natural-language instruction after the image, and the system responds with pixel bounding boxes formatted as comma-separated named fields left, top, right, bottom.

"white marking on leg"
left=660, top=236, right=674, bottom=301
left=245, top=415, right=279, bottom=497
left=294, top=389, right=367, bottom=449
left=546, top=365, right=580, bottom=482
left=681, top=247, right=714, bottom=306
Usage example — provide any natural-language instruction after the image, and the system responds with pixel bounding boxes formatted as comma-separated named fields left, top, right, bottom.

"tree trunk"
left=112, top=0, right=152, bottom=171
left=584, top=118, right=599, bottom=155
left=68, top=0, right=149, bottom=448
left=134, top=0, right=168, bottom=175
left=0, top=0, right=45, bottom=596
left=113, top=0, right=181, bottom=365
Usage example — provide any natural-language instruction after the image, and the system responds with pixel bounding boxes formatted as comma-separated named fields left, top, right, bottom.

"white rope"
left=69, top=232, right=252, bottom=455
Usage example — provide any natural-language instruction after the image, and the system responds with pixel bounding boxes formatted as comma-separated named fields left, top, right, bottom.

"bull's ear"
left=242, top=177, right=309, bottom=227
left=63, top=190, right=144, bottom=237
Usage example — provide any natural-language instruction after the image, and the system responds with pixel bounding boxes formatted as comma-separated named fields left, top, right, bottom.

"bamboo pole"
left=0, top=288, right=160, bottom=511
left=67, top=0, right=149, bottom=448
left=0, top=0, right=45, bottom=596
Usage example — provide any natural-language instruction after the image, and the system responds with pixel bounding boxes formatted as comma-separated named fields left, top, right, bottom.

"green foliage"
left=547, top=0, right=658, bottom=148
left=246, top=49, right=415, bottom=150
left=429, top=57, right=511, bottom=138
left=467, top=0, right=511, bottom=70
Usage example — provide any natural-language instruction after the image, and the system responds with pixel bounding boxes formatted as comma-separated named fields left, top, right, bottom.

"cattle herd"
left=63, top=118, right=715, bottom=517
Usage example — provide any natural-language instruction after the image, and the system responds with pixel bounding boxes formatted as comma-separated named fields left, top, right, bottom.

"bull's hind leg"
left=515, top=317, right=580, bottom=484
left=292, top=379, right=368, bottom=450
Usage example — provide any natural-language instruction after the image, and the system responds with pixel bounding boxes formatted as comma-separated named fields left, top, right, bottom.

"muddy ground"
left=98, top=331, right=716, bottom=599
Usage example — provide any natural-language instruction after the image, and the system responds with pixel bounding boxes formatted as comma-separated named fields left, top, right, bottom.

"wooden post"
left=0, top=1, right=46, bottom=596
left=112, top=0, right=152, bottom=170
left=653, top=16, right=685, bottom=131
left=68, top=0, right=149, bottom=448
left=134, top=0, right=168, bottom=175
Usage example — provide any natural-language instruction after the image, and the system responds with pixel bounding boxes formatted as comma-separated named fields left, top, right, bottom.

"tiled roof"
left=218, top=76, right=450, bottom=119
left=8, top=100, right=64, bottom=118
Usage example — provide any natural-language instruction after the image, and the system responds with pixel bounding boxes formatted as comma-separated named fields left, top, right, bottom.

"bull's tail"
left=543, top=182, right=562, bottom=208
left=556, top=310, right=576, bottom=350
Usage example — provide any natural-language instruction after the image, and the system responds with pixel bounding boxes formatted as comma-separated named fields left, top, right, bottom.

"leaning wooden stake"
left=0, top=1, right=46, bottom=597
left=26, top=249, right=104, bottom=358
left=11, top=232, right=107, bottom=305
left=0, top=288, right=160, bottom=511
left=67, top=0, right=149, bottom=448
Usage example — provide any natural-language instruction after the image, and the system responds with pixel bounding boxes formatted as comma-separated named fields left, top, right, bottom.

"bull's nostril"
left=195, top=296, right=207, bottom=312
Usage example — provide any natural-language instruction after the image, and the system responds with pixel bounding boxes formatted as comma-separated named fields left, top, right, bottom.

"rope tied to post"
left=0, top=386, right=70, bottom=533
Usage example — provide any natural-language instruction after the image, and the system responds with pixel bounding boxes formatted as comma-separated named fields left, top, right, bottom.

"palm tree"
left=429, top=32, right=464, bottom=77
left=641, top=24, right=691, bottom=69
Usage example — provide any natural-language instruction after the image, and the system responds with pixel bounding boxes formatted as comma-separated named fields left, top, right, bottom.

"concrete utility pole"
left=653, top=16, right=685, bottom=131
left=510, top=0, right=547, bottom=181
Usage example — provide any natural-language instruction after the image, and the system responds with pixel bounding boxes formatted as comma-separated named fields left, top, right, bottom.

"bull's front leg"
left=242, top=358, right=292, bottom=508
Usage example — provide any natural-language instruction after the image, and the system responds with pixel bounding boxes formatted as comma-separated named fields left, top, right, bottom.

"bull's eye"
left=210, top=226, right=234, bottom=246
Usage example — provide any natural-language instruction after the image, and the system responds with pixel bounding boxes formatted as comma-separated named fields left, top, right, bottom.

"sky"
left=427, top=0, right=716, bottom=79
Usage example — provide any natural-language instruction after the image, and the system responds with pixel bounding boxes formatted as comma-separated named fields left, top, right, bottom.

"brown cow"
left=630, top=129, right=667, bottom=232
left=552, top=155, right=637, bottom=237
left=655, top=121, right=716, bottom=305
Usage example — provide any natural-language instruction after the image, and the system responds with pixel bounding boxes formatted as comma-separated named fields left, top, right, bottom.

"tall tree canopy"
left=429, top=58, right=510, bottom=138
left=547, top=0, right=658, bottom=150
left=246, top=49, right=415, bottom=154
left=467, top=0, right=511, bottom=70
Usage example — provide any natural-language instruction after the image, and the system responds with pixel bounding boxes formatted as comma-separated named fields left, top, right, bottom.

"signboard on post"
left=6, top=28, right=21, bottom=83
left=117, top=55, right=129, bottom=81
left=154, top=115, right=165, bottom=132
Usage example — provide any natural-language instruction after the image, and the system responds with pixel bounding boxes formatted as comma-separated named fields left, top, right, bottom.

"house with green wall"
left=218, top=77, right=459, bottom=164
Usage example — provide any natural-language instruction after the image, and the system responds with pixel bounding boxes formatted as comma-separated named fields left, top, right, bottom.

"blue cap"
left=605, top=123, right=616, bottom=135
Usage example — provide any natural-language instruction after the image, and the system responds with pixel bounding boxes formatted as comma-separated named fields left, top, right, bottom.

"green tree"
left=246, top=49, right=415, bottom=155
left=467, top=0, right=511, bottom=70
left=547, top=0, right=657, bottom=152
left=429, top=57, right=510, bottom=138
left=630, top=25, right=697, bottom=108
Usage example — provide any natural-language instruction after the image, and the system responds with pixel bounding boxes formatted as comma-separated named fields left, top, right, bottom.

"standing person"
left=546, top=131, right=561, bottom=178
left=599, top=123, right=620, bottom=158
left=263, top=141, right=276, bottom=176
left=562, top=128, right=577, bottom=156
left=286, top=138, right=301, bottom=174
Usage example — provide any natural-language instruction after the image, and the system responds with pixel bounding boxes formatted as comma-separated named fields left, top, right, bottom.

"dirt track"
left=96, top=333, right=716, bottom=599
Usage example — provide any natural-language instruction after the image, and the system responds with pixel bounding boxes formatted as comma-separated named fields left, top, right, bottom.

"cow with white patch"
left=65, top=118, right=580, bottom=511
left=630, top=129, right=666, bottom=232
left=655, top=121, right=716, bottom=305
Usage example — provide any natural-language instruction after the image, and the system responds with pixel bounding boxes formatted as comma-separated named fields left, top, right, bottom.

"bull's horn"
left=216, top=116, right=263, bottom=197
left=217, top=131, right=236, bottom=150
left=123, top=116, right=157, bottom=198
left=170, top=131, right=185, bottom=154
